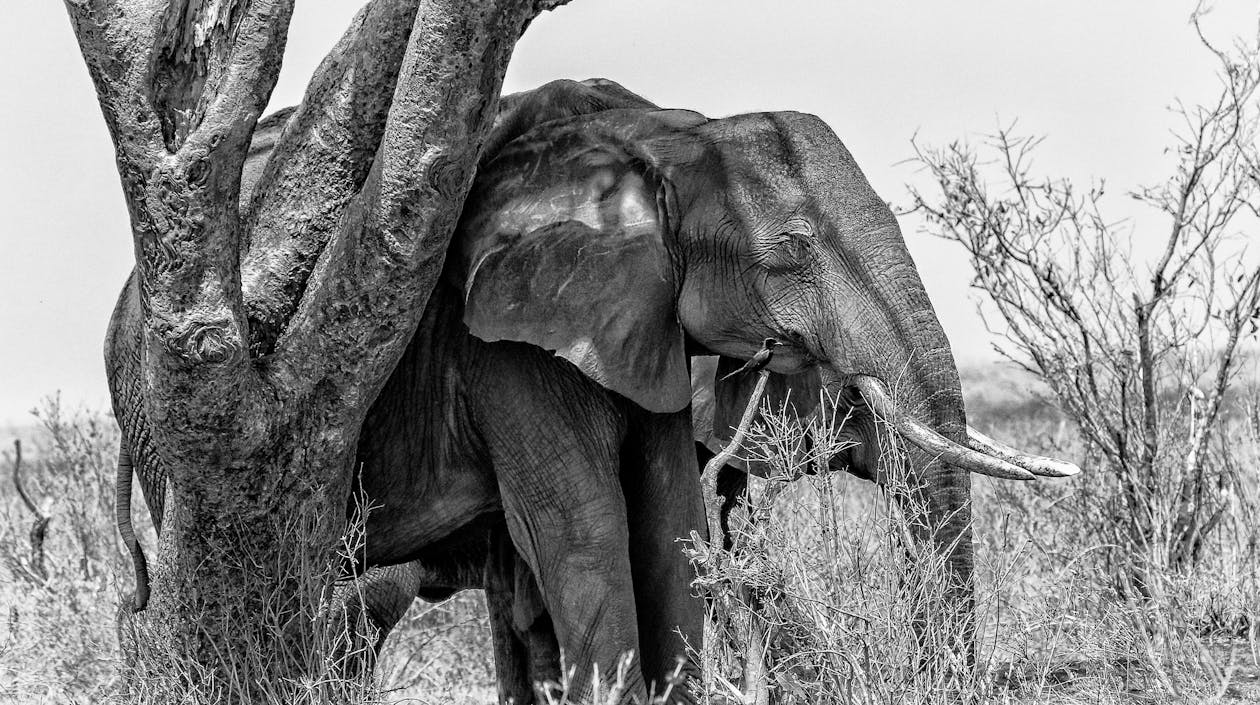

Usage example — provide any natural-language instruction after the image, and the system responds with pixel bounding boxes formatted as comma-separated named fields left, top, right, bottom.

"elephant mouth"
left=764, top=347, right=814, bottom=375
left=847, top=375, right=1080, bottom=480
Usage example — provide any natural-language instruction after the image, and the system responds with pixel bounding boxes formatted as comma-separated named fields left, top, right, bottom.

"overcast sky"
left=0, top=1, right=1255, bottom=427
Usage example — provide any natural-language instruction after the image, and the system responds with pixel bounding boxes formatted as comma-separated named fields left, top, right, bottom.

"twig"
left=696, top=372, right=774, bottom=704
left=701, top=371, right=772, bottom=555
left=10, top=440, right=49, bottom=580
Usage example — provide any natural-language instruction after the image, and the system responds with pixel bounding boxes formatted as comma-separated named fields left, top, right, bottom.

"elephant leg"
left=327, top=519, right=496, bottom=676
left=621, top=408, right=706, bottom=700
left=357, top=563, right=425, bottom=652
left=486, top=535, right=564, bottom=703
left=324, top=562, right=425, bottom=678
left=495, top=463, right=642, bottom=699
left=511, top=546, right=561, bottom=695
left=487, top=580, right=531, bottom=703
left=485, top=400, right=645, bottom=699
left=486, top=525, right=542, bottom=704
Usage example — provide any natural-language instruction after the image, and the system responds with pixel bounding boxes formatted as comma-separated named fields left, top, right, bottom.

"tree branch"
left=241, top=0, right=422, bottom=356
left=266, top=0, right=558, bottom=424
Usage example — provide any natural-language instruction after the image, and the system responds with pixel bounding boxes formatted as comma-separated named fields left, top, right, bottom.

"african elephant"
left=327, top=75, right=1077, bottom=697
left=450, top=81, right=1081, bottom=607
left=112, top=77, right=1076, bottom=703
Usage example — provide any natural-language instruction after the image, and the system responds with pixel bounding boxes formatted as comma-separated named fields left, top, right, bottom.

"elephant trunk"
left=821, top=364, right=977, bottom=586
left=816, top=225, right=1078, bottom=653
left=819, top=230, right=978, bottom=624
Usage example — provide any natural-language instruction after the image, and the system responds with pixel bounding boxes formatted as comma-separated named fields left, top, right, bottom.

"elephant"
left=446, top=83, right=1079, bottom=620
left=111, top=77, right=1077, bottom=703
left=306, top=77, right=1077, bottom=696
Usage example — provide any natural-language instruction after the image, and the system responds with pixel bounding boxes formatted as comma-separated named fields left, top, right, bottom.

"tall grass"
left=0, top=398, right=130, bottom=703
left=0, top=399, right=493, bottom=705
left=2, top=374, right=1257, bottom=703
left=687, top=376, right=1259, bottom=704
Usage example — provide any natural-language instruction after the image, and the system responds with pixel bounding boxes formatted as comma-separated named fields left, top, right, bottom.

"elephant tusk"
left=966, top=426, right=1080, bottom=477
left=850, top=376, right=1036, bottom=481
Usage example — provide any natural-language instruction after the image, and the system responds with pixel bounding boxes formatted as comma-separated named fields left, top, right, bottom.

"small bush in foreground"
left=687, top=390, right=1259, bottom=704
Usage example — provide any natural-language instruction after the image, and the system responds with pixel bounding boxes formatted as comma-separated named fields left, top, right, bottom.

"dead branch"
left=702, top=371, right=772, bottom=552
left=909, top=7, right=1260, bottom=579
left=10, top=440, right=49, bottom=581
left=695, top=370, right=773, bottom=704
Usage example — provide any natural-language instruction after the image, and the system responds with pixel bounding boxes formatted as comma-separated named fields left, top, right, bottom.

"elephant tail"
left=115, top=438, right=150, bottom=612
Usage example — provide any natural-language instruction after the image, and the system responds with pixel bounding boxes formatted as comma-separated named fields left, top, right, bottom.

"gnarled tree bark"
left=66, top=0, right=570, bottom=697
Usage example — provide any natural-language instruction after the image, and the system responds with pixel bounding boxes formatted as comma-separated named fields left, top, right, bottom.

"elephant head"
left=452, top=106, right=1077, bottom=604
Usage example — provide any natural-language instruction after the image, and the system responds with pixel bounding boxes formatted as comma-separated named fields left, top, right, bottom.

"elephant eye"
left=760, top=229, right=813, bottom=269
left=749, top=215, right=815, bottom=271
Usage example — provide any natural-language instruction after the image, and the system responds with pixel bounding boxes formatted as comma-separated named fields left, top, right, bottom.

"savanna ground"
left=1, top=363, right=1256, bottom=704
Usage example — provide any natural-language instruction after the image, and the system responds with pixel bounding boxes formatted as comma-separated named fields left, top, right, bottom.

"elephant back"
left=482, top=78, right=658, bottom=167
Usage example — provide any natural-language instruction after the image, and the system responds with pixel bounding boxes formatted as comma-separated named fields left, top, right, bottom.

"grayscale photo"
left=1, top=2, right=1257, bottom=703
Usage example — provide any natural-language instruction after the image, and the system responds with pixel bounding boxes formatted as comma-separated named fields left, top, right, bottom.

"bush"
left=908, top=10, right=1260, bottom=591
left=0, top=399, right=496, bottom=705
left=0, top=398, right=131, bottom=703
left=687, top=384, right=1259, bottom=704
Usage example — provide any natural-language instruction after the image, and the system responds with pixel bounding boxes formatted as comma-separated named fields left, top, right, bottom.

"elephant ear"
left=453, top=111, right=705, bottom=413
left=690, top=357, right=732, bottom=462
left=701, top=356, right=822, bottom=449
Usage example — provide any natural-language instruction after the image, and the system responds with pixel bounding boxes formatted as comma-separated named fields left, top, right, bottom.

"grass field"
left=1, top=364, right=1257, bottom=704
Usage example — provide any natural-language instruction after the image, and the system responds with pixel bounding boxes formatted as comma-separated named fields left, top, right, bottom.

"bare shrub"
left=904, top=8, right=1260, bottom=698
left=687, top=396, right=997, bottom=704
left=0, top=398, right=130, bottom=702
left=686, top=385, right=1259, bottom=704
left=0, top=400, right=429, bottom=705
left=908, top=9, right=1260, bottom=600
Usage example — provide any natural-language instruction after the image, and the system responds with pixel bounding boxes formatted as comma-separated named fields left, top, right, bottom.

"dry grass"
left=0, top=398, right=492, bottom=705
left=0, top=398, right=131, bottom=704
left=681, top=372, right=1259, bottom=704
left=2, top=370, right=1258, bottom=703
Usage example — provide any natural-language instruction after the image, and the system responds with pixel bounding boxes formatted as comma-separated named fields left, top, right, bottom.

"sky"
left=0, top=1, right=1255, bottom=427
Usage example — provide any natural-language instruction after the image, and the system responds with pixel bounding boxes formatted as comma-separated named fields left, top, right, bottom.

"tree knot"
left=166, top=321, right=242, bottom=365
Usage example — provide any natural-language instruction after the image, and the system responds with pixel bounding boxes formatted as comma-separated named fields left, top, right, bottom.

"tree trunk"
left=70, top=0, right=571, bottom=699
